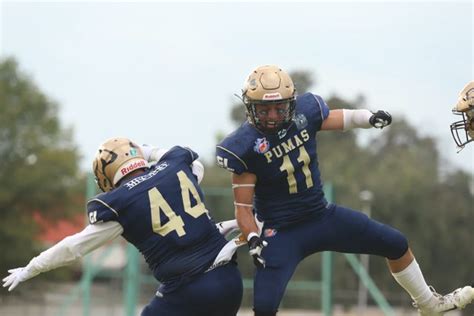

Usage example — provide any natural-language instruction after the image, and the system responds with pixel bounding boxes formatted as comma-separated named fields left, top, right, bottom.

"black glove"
left=369, top=110, right=392, bottom=129
left=248, top=236, right=268, bottom=268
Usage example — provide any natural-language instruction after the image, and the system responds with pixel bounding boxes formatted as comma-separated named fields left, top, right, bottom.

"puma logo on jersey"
left=264, top=129, right=310, bottom=163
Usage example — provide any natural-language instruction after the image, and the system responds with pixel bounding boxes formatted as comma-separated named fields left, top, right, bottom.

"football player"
left=216, top=65, right=474, bottom=316
left=3, top=138, right=244, bottom=316
left=450, top=81, right=474, bottom=149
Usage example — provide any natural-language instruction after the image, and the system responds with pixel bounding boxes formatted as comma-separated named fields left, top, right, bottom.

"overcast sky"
left=1, top=0, right=473, bottom=175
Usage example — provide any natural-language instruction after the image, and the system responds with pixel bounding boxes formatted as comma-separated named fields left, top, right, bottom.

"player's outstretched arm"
left=2, top=221, right=123, bottom=291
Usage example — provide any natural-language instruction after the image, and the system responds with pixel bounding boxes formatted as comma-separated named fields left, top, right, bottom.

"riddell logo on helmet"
left=263, top=93, right=282, bottom=100
left=121, top=160, right=146, bottom=176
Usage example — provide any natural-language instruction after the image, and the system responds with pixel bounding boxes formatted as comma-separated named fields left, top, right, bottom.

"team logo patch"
left=264, top=228, right=277, bottom=238
left=294, top=113, right=308, bottom=129
left=129, top=148, right=138, bottom=156
left=254, top=137, right=270, bottom=154
left=277, top=128, right=287, bottom=139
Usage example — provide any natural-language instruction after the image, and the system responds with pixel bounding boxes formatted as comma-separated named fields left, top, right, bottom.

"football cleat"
left=415, top=285, right=474, bottom=315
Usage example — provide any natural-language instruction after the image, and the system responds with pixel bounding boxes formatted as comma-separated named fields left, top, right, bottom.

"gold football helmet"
left=242, top=65, right=296, bottom=133
left=93, top=137, right=147, bottom=192
left=450, top=81, right=474, bottom=149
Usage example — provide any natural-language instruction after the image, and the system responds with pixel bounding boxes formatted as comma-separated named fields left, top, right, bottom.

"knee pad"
left=382, top=225, right=408, bottom=260
left=363, top=220, right=409, bottom=260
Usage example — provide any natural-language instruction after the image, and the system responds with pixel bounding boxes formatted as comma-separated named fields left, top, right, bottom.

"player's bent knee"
left=385, top=228, right=409, bottom=260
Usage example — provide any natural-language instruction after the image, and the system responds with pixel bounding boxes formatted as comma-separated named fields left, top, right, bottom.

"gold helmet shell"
left=453, top=81, right=474, bottom=112
left=242, top=65, right=296, bottom=133
left=93, top=137, right=147, bottom=192
left=450, top=81, right=474, bottom=149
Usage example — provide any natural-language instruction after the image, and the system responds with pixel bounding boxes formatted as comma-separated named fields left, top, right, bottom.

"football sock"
left=391, top=259, right=436, bottom=308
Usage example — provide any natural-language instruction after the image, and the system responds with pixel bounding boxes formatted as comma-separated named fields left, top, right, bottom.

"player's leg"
left=141, top=263, right=242, bottom=316
left=253, top=226, right=303, bottom=316
left=312, top=206, right=433, bottom=310
left=192, top=262, right=243, bottom=316
left=390, top=249, right=474, bottom=314
left=141, top=291, right=189, bottom=316
left=320, top=204, right=474, bottom=314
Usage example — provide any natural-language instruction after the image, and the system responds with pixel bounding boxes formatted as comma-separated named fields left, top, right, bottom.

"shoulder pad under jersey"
left=216, top=123, right=260, bottom=174
left=295, top=93, right=330, bottom=131
left=160, top=146, right=199, bottom=165
left=86, top=192, right=119, bottom=225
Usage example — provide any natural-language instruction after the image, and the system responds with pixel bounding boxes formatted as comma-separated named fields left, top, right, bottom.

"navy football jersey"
left=216, top=93, right=330, bottom=228
left=87, top=146, right=227, bottom=293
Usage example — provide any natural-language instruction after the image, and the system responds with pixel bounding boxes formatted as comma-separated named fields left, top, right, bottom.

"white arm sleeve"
left=25, top=221, right=124, bottom=277
left=140, top=144, right=169, bottom=162
left=342, top=109, right=373, bottom=131
left=191, top=160, right=204, bottom=184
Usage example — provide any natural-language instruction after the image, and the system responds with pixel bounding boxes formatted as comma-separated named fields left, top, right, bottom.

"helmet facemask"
left=242, top=65, right=296, bottom=135
left=450, top=81, right=474, bottom=150
left=244, top=98, right=296, bottom=134
left=450, top=109, right=474, bottom=149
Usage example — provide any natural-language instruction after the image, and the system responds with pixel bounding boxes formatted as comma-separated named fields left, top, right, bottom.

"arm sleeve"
left=25, top=221, right=124, bottom=277
left=191, top=160, right=204, bottom=184
left=342, top=109, right=373, bottom=130
left=140, top=144, right=169, bottom=162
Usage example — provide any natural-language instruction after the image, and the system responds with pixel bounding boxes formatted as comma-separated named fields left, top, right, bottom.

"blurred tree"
left=0, top=57, right=84, bottom=285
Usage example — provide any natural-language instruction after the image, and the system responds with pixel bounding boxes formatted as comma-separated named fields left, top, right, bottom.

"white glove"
left=2, top=266, right=38, bottom=291
left=248, top=236, right=268, bottom=268
left=216, top=219, right=239, bottom=237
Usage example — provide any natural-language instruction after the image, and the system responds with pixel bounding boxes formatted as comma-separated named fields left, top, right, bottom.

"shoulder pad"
left=86, top=193, right=119, bottom=224
left=161, top=146, right=198, bottom=165
left=216, top=124, right=258, bottom=174
left=296, top=93, right=330, bottom=130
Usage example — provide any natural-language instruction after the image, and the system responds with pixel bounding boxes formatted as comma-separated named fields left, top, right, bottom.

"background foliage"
left=0, top=57, right=85, bottom=278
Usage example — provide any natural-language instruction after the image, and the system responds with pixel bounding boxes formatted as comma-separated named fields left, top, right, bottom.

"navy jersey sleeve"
left=86, top=194, right=119, bottom=225
left=313, top=94, right=329, bottom=131
left=296, top=93, right=330, bottom=131
left=216, top=128, right=255, bottom=175
left=313, top=94, right=330, bottom=130
left=161, top=146, right=198, bottom=165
